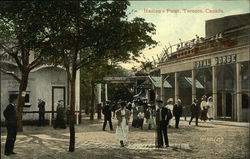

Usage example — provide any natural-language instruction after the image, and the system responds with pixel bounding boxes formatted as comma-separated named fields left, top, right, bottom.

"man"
left=102, top=100, right=113, bottom=131
left=155, top=99, right=172, bottom=148
left=173, top=99, right=183, bottom=128
left=189, top=98, right=200, bottom=126
left=137, top=109, right=144, bottom=130
left=116, top=101, right=131, bottom=147
left=4, top=96, right=18, bottom=156
left=38, top=99, right=46, bottom=126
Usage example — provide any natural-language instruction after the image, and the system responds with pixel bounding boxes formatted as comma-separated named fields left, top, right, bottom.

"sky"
left=119, top=0, right=250, bottom=70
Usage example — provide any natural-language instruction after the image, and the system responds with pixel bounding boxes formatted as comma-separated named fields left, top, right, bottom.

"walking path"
left=77, top=142, right=191, bottom=151
left=1, top=118, right=249, bottom=159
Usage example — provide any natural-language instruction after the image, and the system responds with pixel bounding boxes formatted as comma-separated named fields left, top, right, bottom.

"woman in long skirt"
left=207, top=96, right=213, bottom=121
left=116, top=101, right=131, bottom=147
left=165, top=98, right=174, bottom=127
left=200, top=96, right=208, bottom=121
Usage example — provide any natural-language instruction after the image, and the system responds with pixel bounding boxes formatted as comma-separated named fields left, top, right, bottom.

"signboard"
left=194, top=59, right=211, bottom=69
left=138, top=84, right=152, bottom=89
left=103, top=77, right=136, bottom=83
left=215, top=54, right=236, bottom=65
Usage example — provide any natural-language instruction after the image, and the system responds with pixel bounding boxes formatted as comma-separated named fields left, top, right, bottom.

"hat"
left=202, top=95, right=207, bottom=100
left=9, top=95, right=17, bottom=103
left=207, top=96, right=212, bottom=101
left=167, top=98, right=173, bottom=103
left=177, top=99, right=181, bottom=103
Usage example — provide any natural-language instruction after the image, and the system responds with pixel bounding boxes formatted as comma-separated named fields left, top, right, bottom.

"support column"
left=97, top=84, right=102, bottom=119
left=97, top=84, right=102, bottom=104
left=161, top=74, right=166, bottom=105
left=236, top=63, right=242, bottom=121
left=233, top=65, right=237, bottom=120
left=221, top=66, right=226, bottom=117
left=175, top=72, right=179, bottom=103
left=192, top=69, right=196, bottom=102
left=105, top=83, right=108, bottom=101
left=212, top=66, right=218, bottom=119
left=146, top=90, right=150, bottom=103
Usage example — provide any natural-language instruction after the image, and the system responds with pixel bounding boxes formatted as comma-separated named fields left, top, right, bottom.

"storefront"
left=155, top=13, right=250, bottom=121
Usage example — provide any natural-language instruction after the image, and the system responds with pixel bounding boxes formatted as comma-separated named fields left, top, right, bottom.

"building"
left=152, top=13, right=250, bottom=122
left=0, top=51, right=80, bottom=125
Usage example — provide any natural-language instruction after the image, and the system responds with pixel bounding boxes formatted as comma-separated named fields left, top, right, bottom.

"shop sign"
left=215, top=55, right=236, bottom=65
left=194, top=59, right=211, bottom=69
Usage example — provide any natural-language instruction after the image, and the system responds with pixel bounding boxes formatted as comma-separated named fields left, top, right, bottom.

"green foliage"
left=39, top=0, right=157, bottom=71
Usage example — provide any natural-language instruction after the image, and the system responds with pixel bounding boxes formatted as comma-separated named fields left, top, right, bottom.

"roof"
left=31, top=65, right=66, bottom=72
left=148, top=76, right=172, bottom=88
left=142, top=76, right=203, bottom=89
left=184, top=77, right=204, bottom=89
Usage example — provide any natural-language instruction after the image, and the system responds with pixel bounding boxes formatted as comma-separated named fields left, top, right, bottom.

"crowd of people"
left=102, top=95, right=213, bottom=147
left=3, top=94, right=213, bottom=156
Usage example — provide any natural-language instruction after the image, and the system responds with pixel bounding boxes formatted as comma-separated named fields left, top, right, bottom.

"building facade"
left=0, top=52, right=80, bottom=124
left=154, top=13, right=250, bottom=122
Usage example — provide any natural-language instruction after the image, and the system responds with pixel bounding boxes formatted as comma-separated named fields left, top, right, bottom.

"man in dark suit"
left=3, top=96, right=18, bottom=156
left=173, top=99, right=183, bottom=128
left=189, top=98, right=200, bottom=126
left=38, top=99, right=46, bottom=126
left=155, top=100, right=172, bottom=148
left=102, top=101, right=113, bottom=131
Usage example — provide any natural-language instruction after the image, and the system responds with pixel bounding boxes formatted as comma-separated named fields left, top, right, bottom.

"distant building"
left=152, top=13, right=250, bottom=122
left=0, top=50, right=80, bottom=125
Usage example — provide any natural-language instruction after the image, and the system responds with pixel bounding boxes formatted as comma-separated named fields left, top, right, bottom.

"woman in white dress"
left=206, top=96, right=213, bottom=121
left=116, top=102, right=131, bottom=147
left=200, top=95, right=208, bottom=121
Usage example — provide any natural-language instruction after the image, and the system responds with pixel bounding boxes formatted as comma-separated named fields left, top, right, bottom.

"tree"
left=80, top=60, right=124, bottom=120
left=0, top=1, right=53, bottom=131
left=42, top=0, right=157, bottom=152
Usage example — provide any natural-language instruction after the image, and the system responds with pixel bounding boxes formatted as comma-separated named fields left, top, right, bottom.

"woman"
left=131, top=101, right=139, bottom=128
left=54, top=100, right=66, bottom=129
left=116, top=101, right=131, bottom=147
left=165, top=98, right=174, bottom=128
left=145, top=106, right=155, bottom=130
left=207, top=96, right=213, bottom=121
left=200, top=96, right=208, bottom=121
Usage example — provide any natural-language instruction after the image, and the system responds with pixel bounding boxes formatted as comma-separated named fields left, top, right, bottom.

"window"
left=242, top=93, right=249, bottom=109
left=9, top=91, right=31, bottom=107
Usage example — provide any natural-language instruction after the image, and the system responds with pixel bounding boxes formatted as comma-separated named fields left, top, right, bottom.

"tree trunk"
left=69, top=72, right=76, bottom=152
left=79, top=104, right=82, bottom=124
left=17, top=72, right=29, bottom=132
left=90, top=83, right=95, bottom=120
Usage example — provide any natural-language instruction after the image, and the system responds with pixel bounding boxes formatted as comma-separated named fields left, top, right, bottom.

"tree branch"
left=0, top=67, right=21, bottom=82
left=28, top=54, right=42, bottom=71
left=0, top=43, right=23, bottom=68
